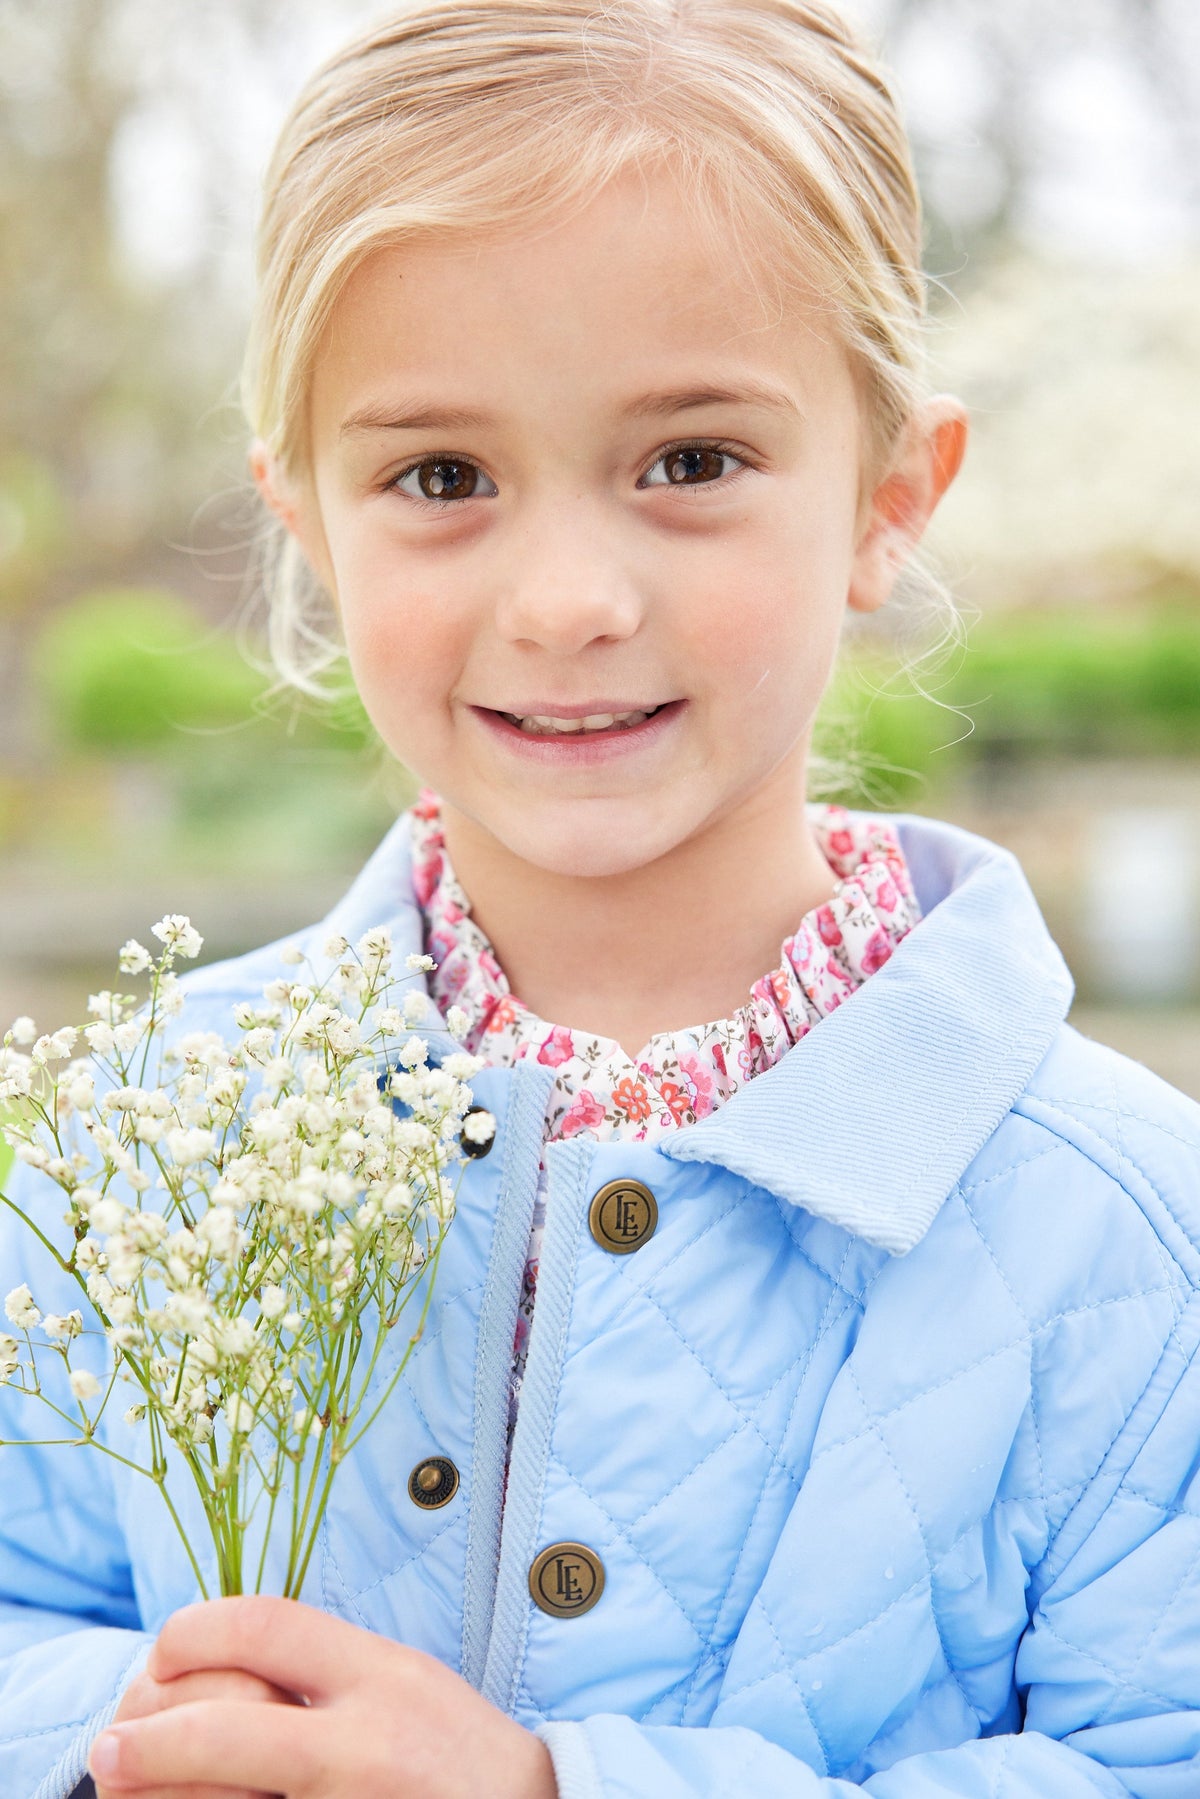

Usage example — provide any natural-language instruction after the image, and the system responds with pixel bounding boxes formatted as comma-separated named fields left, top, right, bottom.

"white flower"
left=124, top=1403, right=147, bottom=1425
left=4, top=1285, right=41, bottom=1330
left=89, top=1197, right=129, bottom=1235
left=14, top=1141, right=50, bottom=1171
left=157, top=972, right=186, bottom=1016
left=42, top=1310, right=84, bottom=1341
left=86, top=1271, right=115, bottom=1310
left=75, top=1236, right=104, bottom=1270
left=462, top=1109, right=497, bottom=1147
left=279, top=943, right=306, bottom=967
left=195, top=1207, right=245, bottom=1264
left=359, top=926, right=393, bottom=961
left=375, top=1007, right=405, bottom=1036
left=404, top=952, right=435, bottom=972
left=165, top=1289, right=213, bottom=1335
left=258, top=1284, right=288, bottom=1321
left=326, top=1016, right=362, bottom=1057
left=0, top=1334, right=20, bottom=1381
left=0, top=1057, right=33, bottom=1101
left=282, top=1311, right=302, bottom=1332
left=83, top=1023, right=115, bottom=1058
left=69, top=1368, right=102, bottom=1401
left=7, top=1016, right=36, bottom=1046
left=442, top=1051, right=484, bottom=1080
left=118, top=940, right=152, bottom=974
left=133, top=1115, right=165, bottom=1144
left=225, top=1394, right=256, bottom=1434
left=32, top=1027, right=77, bottom=1064
left=323, top=932, right=350, bottom=960
left=189, top=1413, right=215, bottom=1444
left=67, top=1072, right=97, bottom=1112
left=166, top=1127, right=215, bottom=1168
left=396, top=1036, right=429, bottom=1071
left=241, top=1027, right=276, bottom=1064
left=445, top=1005, right=470, bottom=1040
left=151, top=915, right=203, bottom=959
left=112, top=1021, right=144, bottom=1056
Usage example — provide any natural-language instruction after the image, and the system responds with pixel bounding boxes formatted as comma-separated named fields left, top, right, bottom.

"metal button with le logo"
left=529, top=1542, right=605, bottom=1618
left=588, top=1178, right=658, bottom=1254
left=408, top=1456, right=459, bottom=1509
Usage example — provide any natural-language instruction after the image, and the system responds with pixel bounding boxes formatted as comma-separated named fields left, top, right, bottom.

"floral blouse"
left=409, top=788, right=921, bottom=1451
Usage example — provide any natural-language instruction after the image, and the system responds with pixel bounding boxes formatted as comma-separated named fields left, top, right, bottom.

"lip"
left=481, top=700, right=669, bottom=720
left=468, top=698, right=686, bottom=763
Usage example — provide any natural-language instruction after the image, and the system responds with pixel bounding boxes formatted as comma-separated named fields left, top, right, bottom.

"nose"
left=493, top=505, right=645, bottom=654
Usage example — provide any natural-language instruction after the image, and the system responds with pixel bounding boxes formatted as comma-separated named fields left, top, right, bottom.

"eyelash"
left=385, top=438, right=751, bottom=512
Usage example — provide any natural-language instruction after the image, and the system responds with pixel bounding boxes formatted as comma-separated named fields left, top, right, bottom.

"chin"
left=492, top=797, right=695, bottom=881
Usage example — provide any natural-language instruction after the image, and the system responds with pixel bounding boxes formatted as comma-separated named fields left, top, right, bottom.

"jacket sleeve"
left=537, top=1291, right=1200, bottom=1799
left=0, top=1154, right=153, bottom=1799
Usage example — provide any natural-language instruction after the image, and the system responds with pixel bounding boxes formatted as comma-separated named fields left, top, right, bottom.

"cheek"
left=693, top=512, right=852, bottom=708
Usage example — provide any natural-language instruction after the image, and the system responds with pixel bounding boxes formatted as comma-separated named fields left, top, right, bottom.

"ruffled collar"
left=410, top=788, right=921, bottom=1141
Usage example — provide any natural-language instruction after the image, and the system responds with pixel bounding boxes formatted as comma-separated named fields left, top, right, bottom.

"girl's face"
left=270, top=166, right=961, bottom=879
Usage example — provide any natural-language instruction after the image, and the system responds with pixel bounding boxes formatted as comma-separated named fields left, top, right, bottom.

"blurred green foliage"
left=820, top=600, right=1200, bottom=805
left=32, top=586, right=374, bottom=754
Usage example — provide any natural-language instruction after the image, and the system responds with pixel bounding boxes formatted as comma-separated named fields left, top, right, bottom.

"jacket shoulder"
left=967, top=1022, right=1200, bottom=1285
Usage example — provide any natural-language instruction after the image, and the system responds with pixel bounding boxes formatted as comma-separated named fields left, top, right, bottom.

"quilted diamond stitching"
left=1036, top=1099, right=1200, bottom=1157
left=956, top=1142, right=1069, bottom=1200
left=843, top=1359, right=982, bottom=1726
left=955, top=1190, right=1046, bottom=1501
left=1032, top=1607, right=1182, bottom=1716
left=1090, top=1516, right=1200, bottom=1728
left=335, top=1509, right=463, bottom=1629
left=543, top=1446, right=715, bottom=1653
left=754, top=1585, right=837, bottom=1772
left=322, top=1274, right=486, bottom=1608
left=677, top=1236, right=864, bottom=1719
left=807, top=1285, right=1178, bottom=1475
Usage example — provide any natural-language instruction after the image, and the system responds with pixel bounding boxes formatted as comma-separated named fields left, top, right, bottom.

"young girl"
left=3, top=1, right=1200, bottom=1794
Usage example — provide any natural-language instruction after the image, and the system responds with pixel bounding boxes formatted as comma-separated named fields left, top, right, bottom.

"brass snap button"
left=528, top=1542, right=605, bottom=1618
left=588, top=1179, right=658, bottom=1254
left=408, top=1456, right=459, bottom=1509
left=460, top=1104, right=495, bottom=1159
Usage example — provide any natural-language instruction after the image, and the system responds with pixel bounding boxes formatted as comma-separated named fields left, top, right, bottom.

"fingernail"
left=89, top=1731, right=122, bottom=1779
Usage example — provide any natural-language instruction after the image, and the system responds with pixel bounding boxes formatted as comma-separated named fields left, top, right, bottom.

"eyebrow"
left=338, top=380, right=802, bottom=436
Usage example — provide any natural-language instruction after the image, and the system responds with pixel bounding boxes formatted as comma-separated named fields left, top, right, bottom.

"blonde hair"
left=242, top=0, right=935, bottom=696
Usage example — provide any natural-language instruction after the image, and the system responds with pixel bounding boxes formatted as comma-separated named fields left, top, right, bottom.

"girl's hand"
left=87, top=1595, right=559, bottom=1799
left=97, top=1660, right=302, bottom=1799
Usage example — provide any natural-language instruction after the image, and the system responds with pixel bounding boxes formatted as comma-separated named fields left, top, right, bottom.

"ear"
left=249, top=439, right=337, bottom=597
left=848, top=396, right=968, bottom=615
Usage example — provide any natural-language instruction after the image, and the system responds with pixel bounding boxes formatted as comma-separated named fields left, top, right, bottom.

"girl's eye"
left=640, top=443, right=744, bottom=488
left=391, top=458, right=498, bottom=505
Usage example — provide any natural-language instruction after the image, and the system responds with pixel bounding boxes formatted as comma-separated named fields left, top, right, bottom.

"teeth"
left=511, top=709, right=654, bottom=736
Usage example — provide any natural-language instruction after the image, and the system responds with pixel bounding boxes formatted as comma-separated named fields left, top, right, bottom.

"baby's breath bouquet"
left=0, top=917, right=491, bottom=1598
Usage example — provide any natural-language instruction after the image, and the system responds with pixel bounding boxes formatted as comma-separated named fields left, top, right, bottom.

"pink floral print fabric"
left=409, top=787, right=922, bottom=1443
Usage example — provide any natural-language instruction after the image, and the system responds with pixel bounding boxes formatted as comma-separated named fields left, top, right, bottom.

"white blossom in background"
left=926, top=254, right=1200, bottom=605
left=0, top=914, right=479, bottom=1599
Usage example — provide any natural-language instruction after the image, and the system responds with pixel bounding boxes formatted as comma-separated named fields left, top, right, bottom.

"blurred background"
left=1, top=0, right=1198, bottom=1100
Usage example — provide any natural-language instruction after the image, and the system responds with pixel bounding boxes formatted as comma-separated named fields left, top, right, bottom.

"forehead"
left=309, top=166, right=856, bottom=433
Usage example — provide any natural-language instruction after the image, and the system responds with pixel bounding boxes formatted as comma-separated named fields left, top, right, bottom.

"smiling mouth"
left=496, top=706, right=666, bottom=736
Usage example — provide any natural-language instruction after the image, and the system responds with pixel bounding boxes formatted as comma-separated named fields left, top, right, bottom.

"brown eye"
left=393, top=458, right=497, bottom=504
left=666, top=447, right=724, bottom=484
left=642, top=445, right=741, bottom=489
left=416, top=460, right=476, bottom=500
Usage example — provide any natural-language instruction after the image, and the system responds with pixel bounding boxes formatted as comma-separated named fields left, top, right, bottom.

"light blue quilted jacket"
left=3, top=809, right=1200, bottom=1799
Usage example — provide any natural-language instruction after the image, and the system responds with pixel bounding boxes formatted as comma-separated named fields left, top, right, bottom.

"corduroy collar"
left=314, top=808, right=1074, bottom=1256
